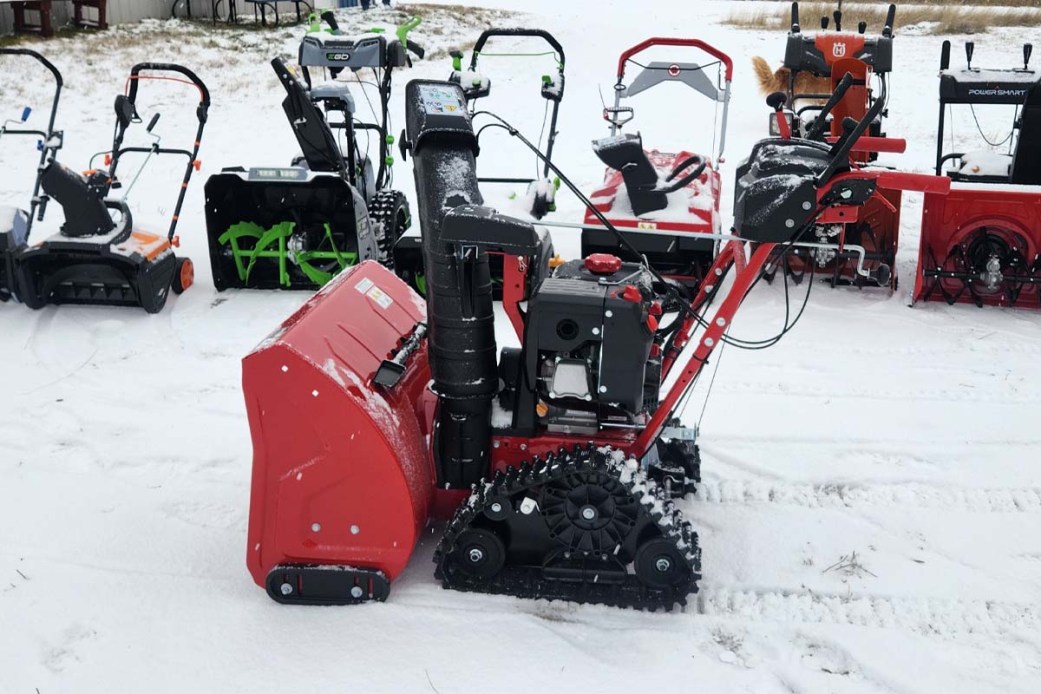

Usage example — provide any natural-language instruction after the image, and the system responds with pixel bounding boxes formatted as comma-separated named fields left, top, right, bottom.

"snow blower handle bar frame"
left=118, top=63, right=211, bottom=242
left=469, top=28, right=565, bottom=72
left=612, top=37, right=733, bottom=159
left=0, top=48, right=64, bottom=239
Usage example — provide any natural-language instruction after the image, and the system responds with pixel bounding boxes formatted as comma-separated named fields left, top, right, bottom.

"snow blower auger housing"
left=206, top=14, right=421, bottom=291
left=912, top=40, right=1041, bottom=309
left=581, top=37, right=732, bottom=291
left=243, top=78, right=947, bottom=611
left=393, top=27, right=567, bottom=296
left=0, top=48, right=63, bottom=304
left=6, top=62, right=208, bottom=313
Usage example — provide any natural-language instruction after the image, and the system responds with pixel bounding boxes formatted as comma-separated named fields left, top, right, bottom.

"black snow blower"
left=205, top=13, right=423, bottom=291
left=3, top=62, right=210, bottom=313
left=0, top=48, right=64, bottom=304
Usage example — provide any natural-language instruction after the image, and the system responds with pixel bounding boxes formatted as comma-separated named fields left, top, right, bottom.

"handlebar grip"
left=407, top=40, right=425, bottom=60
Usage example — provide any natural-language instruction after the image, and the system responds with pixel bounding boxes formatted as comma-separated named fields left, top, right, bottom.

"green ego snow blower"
left=205, top=13, right=424, bottom=291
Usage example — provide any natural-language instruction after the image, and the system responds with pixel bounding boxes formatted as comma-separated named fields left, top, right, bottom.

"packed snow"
left=2, top=1, right=1041, bottom=693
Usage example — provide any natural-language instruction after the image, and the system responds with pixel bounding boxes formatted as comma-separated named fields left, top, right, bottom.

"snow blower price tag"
left=355, top=277, right=393, bottom=309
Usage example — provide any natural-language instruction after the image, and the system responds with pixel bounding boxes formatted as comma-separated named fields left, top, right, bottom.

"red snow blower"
left=581, top=38, right=733, bottom=289
left=912, top=40, right=1041, bottom=309
left=242, top=78, right=946, bottom=611
left=759, top=2, right=906, bottom=288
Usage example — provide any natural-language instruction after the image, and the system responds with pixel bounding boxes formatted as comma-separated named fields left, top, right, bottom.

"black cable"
left=472, top=110, right=825, bottom=350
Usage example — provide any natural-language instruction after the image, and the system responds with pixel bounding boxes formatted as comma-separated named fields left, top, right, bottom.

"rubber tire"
left=172, top=257, right=194, bottom=295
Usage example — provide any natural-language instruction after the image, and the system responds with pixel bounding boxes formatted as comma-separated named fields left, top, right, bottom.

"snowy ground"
left=2, top=1, right=1041, bottom=692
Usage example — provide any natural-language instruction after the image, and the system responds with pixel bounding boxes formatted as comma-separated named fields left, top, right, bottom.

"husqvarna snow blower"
left=205, top=14, right=422, bottom=291
left=241, top=78, right=947, bottom=610
left=0, top=48, right=63, bottom=303
left=4, top=62, right=209, bottom=313
left=757, top=2, right=905, bottom=289
left=580, top=38, right=732, bottom=290
left=912, top=40, right=1041, bottom=309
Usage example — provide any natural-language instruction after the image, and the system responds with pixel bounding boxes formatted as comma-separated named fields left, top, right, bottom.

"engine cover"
left=525, top=259, right=656, bottom=415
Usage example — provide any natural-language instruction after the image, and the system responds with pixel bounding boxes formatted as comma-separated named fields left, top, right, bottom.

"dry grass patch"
left=725, top=2, right=1041, bottom=35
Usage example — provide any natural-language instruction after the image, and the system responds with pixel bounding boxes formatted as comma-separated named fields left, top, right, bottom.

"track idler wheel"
left=452, top=528, right=507, bottom=581
left=635, top=538, right=694, bottom=590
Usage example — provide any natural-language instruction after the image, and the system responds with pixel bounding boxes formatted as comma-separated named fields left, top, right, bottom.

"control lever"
left=940, top=40, right=951, bottom=71
left=806, top=72, right=854, bottom=141
left=966, top=41, right=975, bottom=70
left=790, top=1, right=800, bottom=33
left=1025, top=43, right=1033, bottom=70
left=833, top=9, right=842, bottom=32
left=858, top=21, right=867, bottom=34
left=882, top=4, right=896, bottom=37
left=767, top=91, right=791, bottom=139
left=820, top=16, right=829, bottom=30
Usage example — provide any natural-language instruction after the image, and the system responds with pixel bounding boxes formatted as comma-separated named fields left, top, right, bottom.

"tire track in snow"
left=695, top=480, right=1041, bottom=513
left=700, top=586, right=1041, bottom=636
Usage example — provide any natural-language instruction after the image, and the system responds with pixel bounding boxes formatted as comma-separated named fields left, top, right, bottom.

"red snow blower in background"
left=581, top=38, right=733, bottom=290
left=759, top=2, right=906, bottom=288
left=242, top=74, right=946, bottom=611
left=912, top=40, right=1041, bottom=309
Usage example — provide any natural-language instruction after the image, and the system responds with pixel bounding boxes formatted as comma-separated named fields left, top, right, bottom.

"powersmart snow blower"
left=580, top=37, right=733, bottom=290
left=758, top=2, right=906, bottom=289
left=205, top=13, right=422, bottom=291
left=392, top=27, right=566, bottom=294
left=912, top=40, right=1041, bottom=309
left=241, top=79, right=946, bottom=610
left=0, top=48, right=64, bottom=304
left=3, top=62, right=209, bottom=313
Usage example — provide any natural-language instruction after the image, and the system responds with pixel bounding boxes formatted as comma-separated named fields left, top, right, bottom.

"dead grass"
left=725, top=2, right=1041, bottom=35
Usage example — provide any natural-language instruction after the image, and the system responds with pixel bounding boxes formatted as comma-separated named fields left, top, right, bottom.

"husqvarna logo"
left=832, top=42, right=847, bottom=57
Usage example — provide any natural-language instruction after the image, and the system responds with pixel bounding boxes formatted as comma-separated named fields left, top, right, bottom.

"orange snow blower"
left=912, top=40, right=1041, bottom=309
left=243, top=78, right=946, bottom=610
left=758, top=2, right=907, bottom=289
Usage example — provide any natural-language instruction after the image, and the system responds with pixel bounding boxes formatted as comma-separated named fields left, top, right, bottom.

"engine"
left=504, top=255, right=662, bottom=436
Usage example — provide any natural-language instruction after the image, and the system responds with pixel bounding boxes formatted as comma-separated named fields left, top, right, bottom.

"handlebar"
left=617, top=37, right=734, bottom=82
left=127, top=63, right=211, bottom=121
left=470, top=28, right=565, bottom=71
left=0, top=48, right=63, bottom=90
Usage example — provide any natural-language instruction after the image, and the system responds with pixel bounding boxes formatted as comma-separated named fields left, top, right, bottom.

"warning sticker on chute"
left=354, top=276, right=393, bottom=309
left=418, top=84, right=464, bottom=114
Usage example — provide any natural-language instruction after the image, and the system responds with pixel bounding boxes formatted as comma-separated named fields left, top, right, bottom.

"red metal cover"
left=244, top=262, right=435, bottom=587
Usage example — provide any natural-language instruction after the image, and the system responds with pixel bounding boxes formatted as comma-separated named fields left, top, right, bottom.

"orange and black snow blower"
left=243, top=78, right=947, bottom=610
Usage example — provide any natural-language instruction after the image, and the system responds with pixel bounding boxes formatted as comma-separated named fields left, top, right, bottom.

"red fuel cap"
left=584, top=253, right=623, bottom=275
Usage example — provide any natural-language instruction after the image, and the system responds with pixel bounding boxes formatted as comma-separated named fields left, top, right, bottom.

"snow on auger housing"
left=205, top=13, right=422, bottom=291
left=241, top=71, right=948, bottom=610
